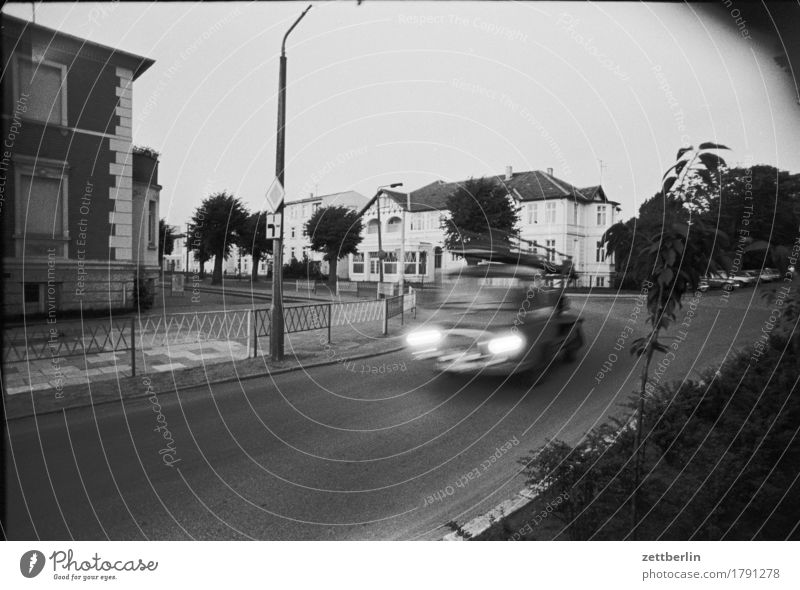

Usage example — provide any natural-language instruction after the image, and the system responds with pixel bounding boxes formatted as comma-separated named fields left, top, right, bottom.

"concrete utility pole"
left=356, top=183, right=403, bottom=287
left=271, top=4, right=311, bottom=362
left=399, top=191, right=411, bottom=294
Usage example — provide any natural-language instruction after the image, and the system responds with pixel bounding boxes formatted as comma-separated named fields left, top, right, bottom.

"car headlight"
left=406, top=329, right=443, bottom=347
left=487, top=334, right=525, bottom=355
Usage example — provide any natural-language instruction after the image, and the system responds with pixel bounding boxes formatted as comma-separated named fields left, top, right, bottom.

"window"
left=573, top=202, right=579, bottom=225
left=290, top=247, right=296, bottom=260
left=386, top=217, right=402, bottom=233
left=369, top=252, right=381, bottom=274
left=313, top=203, right=321, bottom=213
left=527, top=203, right=538, bottom=224
left=383, top=251, right=398, bottom=274
left=403, top=251, right=427, bottom=275
left=14, top=157, right=69, bottom=257
left=434, top=247, right=442, bottom=269
left=17, top=56, right=68, bottom=126
left=302, top=205, right=308, bottom=218
left=20, top=174, right=63, bottom=235
left=597, top=205, right=607, bottom=226
left=24, top=283, right=40, bottom=303
left=596, top=277, right=605, bottom=287
left=148, top=201, right=157, bottom=247
left=352, top=253, right=365, bottom=274
left=596, top=240, right=606, bottom=262
left=546, top=239, right=556, bottom=262
left=545, top=202, right=556, bottom=224
left=291, top=227, right=296, bottom=238
left=404, top=252, right=417, bottom=275
left=367, top=219, right=380, bottom=234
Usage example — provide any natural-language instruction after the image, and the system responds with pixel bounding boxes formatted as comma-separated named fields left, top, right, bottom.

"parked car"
left=405, top=253, right=584, bottom=377
left=698, top=271, right=738, bottom=291
left=759, top=268, right=781, bottom=282
left=731, top=270, right=759, bottom=287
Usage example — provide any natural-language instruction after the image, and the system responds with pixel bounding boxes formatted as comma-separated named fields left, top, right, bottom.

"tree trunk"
left=632, top=345, right=654, bottom=541
left=212, top=253, right=224, bottom=285
left=200, top=260, right=206, bottom=279
left=328, top=257, right=338, bottom=290
left=251, top=253, right=260, bottom=282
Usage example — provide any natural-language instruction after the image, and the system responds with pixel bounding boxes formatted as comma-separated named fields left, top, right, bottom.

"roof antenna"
left=598, top=159, right=607, bottom=185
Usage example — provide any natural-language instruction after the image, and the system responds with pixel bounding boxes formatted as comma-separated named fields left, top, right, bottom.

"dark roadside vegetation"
left=465, top=285, right=799, bottom=541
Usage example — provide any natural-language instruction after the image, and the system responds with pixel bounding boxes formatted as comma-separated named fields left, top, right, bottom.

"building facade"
left=283, top=190, right=368, bottom=278
left=1, top=16, right=157, bottom=316
left=347, top=167, right=620, bottom=287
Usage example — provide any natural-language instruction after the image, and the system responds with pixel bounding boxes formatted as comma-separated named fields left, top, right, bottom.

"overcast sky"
left=4, top=1, right=800, bottom=226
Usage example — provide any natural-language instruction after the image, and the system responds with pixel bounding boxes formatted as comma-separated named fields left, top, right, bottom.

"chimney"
left=505, top=165, right=513, bottom=181
left=546, top=167, right=553, bottom=176
left=309, top=192, right=314, bottom=199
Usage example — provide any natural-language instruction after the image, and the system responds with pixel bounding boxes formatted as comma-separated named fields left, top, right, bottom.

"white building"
left=283, top=190, right=368, bottom=278
left=347, top=167, right=621, bottom=287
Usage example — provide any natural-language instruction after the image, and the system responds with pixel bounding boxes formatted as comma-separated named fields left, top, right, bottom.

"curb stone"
left=4, top=344, right=408, bottom=421
left=442, top=486, right=541, bottom=541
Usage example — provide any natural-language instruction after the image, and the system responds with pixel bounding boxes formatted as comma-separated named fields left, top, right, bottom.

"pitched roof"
left=3, top=15, right=155, bottom=80
left=381, top=170, right=617, bottom=212
left=578, top=185, right=615, bottom=204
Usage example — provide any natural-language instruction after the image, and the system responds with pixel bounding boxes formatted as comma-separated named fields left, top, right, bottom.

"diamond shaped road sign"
left=265, top=177, right=285, bottom=214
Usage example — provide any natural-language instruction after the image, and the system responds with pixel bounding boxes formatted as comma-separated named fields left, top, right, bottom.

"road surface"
left=5, top=287, right=773, bottom=540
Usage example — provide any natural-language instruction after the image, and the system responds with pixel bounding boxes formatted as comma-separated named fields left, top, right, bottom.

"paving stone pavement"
left=2, top=312, right=426, bottom=420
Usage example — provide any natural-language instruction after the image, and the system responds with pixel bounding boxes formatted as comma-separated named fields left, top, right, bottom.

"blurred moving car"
left=405, top=248, right=584, bottom=377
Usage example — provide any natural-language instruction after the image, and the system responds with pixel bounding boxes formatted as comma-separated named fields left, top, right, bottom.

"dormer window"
left=386, top=217, right=402, bottom=233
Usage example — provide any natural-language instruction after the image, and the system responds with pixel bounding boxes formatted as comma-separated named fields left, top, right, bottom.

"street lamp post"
left=271, top=4, right=311, bottom=362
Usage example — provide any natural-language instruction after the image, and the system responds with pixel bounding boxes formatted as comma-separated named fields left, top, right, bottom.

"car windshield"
left=436, top=263, right=565, bottom=325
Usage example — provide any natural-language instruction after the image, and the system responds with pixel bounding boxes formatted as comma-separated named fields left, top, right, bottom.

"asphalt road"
left=4, top=286, right=777, bottom=540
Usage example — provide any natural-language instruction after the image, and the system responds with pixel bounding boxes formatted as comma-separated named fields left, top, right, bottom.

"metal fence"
left=3, top=318, right=133, bottom=364
left=3, top=291, right=416, bottom=375
left=137, top=309, right=251, bottom=347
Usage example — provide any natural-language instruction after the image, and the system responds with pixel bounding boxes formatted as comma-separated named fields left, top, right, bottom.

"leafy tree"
left=189, top=192, right=249, bottom=285
left=236, top=212, right=272, bottom=282
left=442, top=177, right=519, bottom=260
left=700, top=165, right=800, bottom=272
left=157, top=219, right=177, bottom=269
left=192, top=239, right=211, bottom=279
left=304, top=205, right=363, bottom=288
left=626, top=142, right=731, bottom=538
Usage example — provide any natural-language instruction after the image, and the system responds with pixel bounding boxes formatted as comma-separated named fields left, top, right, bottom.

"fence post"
left=130, top=316, right=136, bottom=377
left=327, top=303, right=332, bottom=344
left=382, top=297, right=389, bottom=335
left=251, top=309, right=258, bottom=358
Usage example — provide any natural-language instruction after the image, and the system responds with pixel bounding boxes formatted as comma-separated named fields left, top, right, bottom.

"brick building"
left=1, top=15, right=159, bottom=316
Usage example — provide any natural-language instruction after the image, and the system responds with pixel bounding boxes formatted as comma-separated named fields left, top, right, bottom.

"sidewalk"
left=3, top=312, right=426, bottom=420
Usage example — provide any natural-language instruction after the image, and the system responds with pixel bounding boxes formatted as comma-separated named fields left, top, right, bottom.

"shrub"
left=133, top=273, right=155, bottom=311
left=518, top=341, right=799, bottom=540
